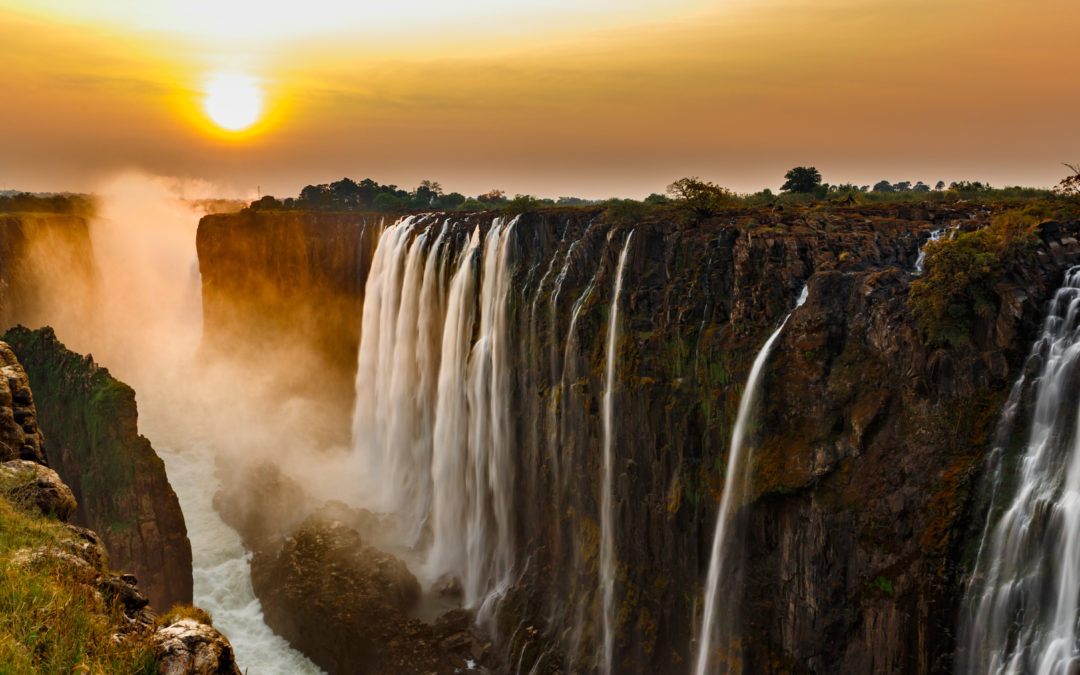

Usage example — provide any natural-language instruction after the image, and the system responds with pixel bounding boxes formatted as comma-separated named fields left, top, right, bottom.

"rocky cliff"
left=196, top=210, right=378, bottom=443
left=0, top=213, right=100, bottom=346
left=2, top=325, right=193, bottom=611
left=196, top=203, right=1080, bottom=673
left=0, top=339, right=236, bottom=675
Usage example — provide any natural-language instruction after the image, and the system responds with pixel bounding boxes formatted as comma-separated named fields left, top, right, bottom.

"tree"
left=666, top=177, right=735, bottom=218
left=249, top=195, right=283, bottom=211
left=478, top=189, right=506, bottom=203
left=934, top=181, right=946, bottom=191
left=1055, top=163, right=1080, bottom=197
left=913, top=181, right=931, bottom=193
left=894, top=181, right=912, bottom=192
left=872, top=180, right=895, bottom=193
left=643, top=193, right=669, bottom=204
left=780, top=166, right=823, bottom=193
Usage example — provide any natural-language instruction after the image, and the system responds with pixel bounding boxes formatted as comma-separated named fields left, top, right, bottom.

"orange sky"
left=1, top=0, right=1077, bottom=199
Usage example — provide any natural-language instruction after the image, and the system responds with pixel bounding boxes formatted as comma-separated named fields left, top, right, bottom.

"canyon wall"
left=196, top=205, right=1080, bottom=673
left=196, top=210, right=378, bottom=443
left=3, top=325, right=193, bottom=612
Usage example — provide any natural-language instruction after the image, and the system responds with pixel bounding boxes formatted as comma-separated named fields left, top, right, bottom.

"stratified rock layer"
left=2, top=325, right=192, bottom=611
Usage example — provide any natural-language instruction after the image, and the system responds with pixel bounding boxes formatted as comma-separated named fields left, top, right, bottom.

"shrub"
left=666, top=177, right=735, bottom=219
left=909, top=211, right=1040, bottom=346
left=603, top=199, right=648, bottom=225
left=159, top=604, right=213, bottom=627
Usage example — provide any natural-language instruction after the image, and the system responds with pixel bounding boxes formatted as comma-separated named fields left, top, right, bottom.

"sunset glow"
left=1, top=0, right=1078, bottom=197
left=203, top=74, right=263, bottom=132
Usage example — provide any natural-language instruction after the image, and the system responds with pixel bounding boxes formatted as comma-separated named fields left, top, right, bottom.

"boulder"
left=152, top=619, right=242, bottom=675
left=1, top=459, right=76, bottom=520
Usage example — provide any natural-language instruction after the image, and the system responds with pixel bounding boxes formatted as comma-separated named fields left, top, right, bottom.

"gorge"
left=3, top=195, right=1080, bottom=674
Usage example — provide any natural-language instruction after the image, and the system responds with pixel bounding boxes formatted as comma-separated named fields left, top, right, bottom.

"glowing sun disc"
left=203, top=73, right=262, bottom=132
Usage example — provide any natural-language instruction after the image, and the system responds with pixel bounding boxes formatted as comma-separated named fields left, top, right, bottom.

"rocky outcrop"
left=196, top=211, right=378, bottom=444
left=250, top=510, right=490, bottom=675
left=0, top=341, right=46, bottom=463
left=2, top=325, right=192, bottom=611
left=153, top=619, right=242, bottom=675
left=0, top=458, right=77, bottom=520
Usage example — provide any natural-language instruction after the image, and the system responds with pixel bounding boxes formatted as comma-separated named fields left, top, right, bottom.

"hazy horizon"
left=2, top=0, right=1077, bottom=200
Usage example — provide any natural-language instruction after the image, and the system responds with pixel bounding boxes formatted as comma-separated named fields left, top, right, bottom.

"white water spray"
left=693, top=285, right=807, bottom=675
left=600, top=232, right=633, bottom=675
left=959, top=267, right=1080, bottom=675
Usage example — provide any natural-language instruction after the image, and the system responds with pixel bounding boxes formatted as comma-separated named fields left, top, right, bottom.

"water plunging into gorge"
left=959, top=267, right=1080, bottom=675
left=352, top=214, right=518, bottom=615
left=600, top=232, right=634, bottom=675
left=693, top=284, right=808, bottom=675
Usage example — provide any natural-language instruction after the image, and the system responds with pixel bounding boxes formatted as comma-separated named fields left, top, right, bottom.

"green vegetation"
left=666, top=177, right=735, bottom=219
left=0, top=472, right=157, bottom=674
left=2, top=327, right=142, bottom=526
left=868, top=576, right=894, bottom=596
left=909, top=211, right=1040, bottom=346
left=159, top=604, right=213, bottom=627
left=780, top=166, right=823, bottom=194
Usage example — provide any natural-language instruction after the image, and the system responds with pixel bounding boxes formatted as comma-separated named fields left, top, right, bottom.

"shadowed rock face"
left=2, top=325, right=193, bottom=612
left=250, top=512, right=490, bottom=675
left=198, top=205, right=1080, bottom=673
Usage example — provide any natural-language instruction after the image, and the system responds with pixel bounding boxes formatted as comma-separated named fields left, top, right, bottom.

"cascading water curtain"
left=959, top=267, right=1080, bottom=675
left=351, top=214, right=519, bottom=619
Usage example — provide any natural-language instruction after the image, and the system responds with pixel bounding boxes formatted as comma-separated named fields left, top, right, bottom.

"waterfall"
left=351, top=214, right=518, bottom=615
left=913, top=227, right=944, bottom=274
left=959, top=266, right=1080, bottom=675
left=600, top=232, right=634, bottom=675
left=693, top=284, right=808, bottom=675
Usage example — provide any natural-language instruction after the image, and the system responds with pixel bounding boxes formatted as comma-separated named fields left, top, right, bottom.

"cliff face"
left=196, top=204, right=1080, bottom=673
left=0, top=213, right=100, bottom=345
left=196, top=210, right=378, bottom=442
left=0, top=340, right=236, bottom=674
left=2, top=325, right=193, bottom=611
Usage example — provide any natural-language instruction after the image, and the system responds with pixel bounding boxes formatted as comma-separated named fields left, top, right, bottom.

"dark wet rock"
left=251, top=512, right=490, bottom=675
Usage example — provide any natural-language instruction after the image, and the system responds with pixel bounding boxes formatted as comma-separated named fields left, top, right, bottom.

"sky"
left=1, top=0, right=1077, bottom=200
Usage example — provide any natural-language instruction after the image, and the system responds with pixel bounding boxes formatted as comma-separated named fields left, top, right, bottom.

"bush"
left=909, top=211, right=1040, bottom=346
left=603, top=199, right=648, bottom=225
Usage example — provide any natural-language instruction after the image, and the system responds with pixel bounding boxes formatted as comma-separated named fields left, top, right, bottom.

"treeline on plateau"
left=251, top=165, right=1080, bottom=217
left=249, top=178, right=532, bottom=213
left=0, top=193, right=94, bottom=216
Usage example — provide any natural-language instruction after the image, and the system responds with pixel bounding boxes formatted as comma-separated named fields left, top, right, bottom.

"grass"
left=0, top=472, right=158, bottom=675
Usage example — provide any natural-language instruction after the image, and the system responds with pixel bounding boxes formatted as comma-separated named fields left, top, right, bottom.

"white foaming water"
left=913, top=227, right=945, bottom=274
left=352, top=215, right=519, bottom=618
left=693, top=285, right=808, bottom=675
left=959, top=267, right=1080, bottom=675
left=154, top=436, right=325, bottom=675
left=600, top=231, right=633, bottom=675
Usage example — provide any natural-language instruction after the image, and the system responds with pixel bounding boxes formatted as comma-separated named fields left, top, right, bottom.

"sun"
left=203, top=73, right=262, bottom=132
